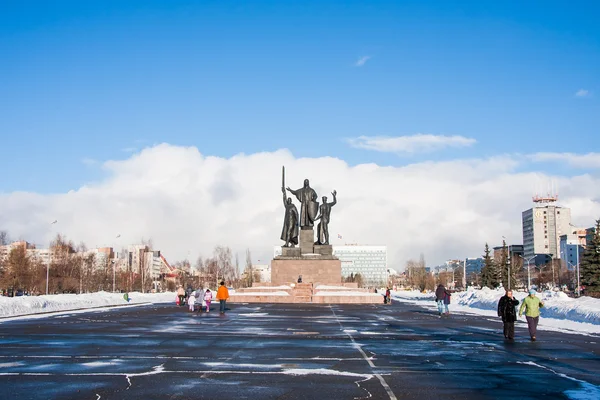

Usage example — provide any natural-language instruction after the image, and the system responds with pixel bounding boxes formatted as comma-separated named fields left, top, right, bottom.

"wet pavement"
left=0, top=301, right=599, bottom=399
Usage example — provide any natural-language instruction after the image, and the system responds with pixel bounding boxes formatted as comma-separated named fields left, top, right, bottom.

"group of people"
left=435, top=283, right=545, bottom=341
left=435, top=284, right=452, bottom=316
left=498, top=288, right=544, bottom=341
left=176, top=281, right=230, bottom=314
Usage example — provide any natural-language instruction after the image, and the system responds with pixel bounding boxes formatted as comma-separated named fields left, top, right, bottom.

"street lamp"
left=46, top=220, right=58, bottom=295
left=569, top=224, right=581, bottom=298
left=518, top=254, right=536, bottom=290
left=502, top=236, right=511, bottom=290
left=113, top=234, right=121, bottom=293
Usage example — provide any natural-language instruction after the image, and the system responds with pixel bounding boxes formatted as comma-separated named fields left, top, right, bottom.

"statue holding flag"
left=280, top=167, right=299, bottom=247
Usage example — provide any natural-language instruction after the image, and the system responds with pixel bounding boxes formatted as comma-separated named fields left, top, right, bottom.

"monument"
left=271, top=166, right=342, bottom=285
left=229, top=166, right=381, bottom=304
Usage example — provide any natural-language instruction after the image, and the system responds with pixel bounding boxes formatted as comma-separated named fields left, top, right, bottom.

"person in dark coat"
left=435, top=284, right=446, bottom=315
left=443, top=290, right=451, bottom=315
left=497, top=289, right=520, bottom=340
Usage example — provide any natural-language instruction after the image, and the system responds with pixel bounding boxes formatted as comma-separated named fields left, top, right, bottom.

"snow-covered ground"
left=231, top=291, right=291, bottom=296
left=0, top=291, right=175, bottom=320
left=391, top=287, right=600, bottom=335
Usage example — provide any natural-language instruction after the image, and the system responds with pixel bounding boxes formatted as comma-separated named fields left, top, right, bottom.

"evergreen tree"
left=580, top=219, right=600, bottom=296
left=481, top=243, right=498, bottom=288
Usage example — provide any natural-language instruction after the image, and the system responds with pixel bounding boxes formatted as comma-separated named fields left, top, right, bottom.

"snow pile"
left=392, top=288, right=600, bottom=326
left=230, top=291, right=290, bottom=296
left=246, top=285, right=292, bottom=290
left=0, top=291, right=175, bottom=319
left=313, top=291, right=380, bottom=297
left=315, top=285, right=356, bottom=290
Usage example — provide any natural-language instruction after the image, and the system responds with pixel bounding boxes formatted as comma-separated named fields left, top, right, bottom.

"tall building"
left=465, top=258, right=484, bottom=275
left=333, top=245, right=387, bottom=287
left=559, top=226, right=593, bottom=270
left=522, top=196, right=571, bottom=260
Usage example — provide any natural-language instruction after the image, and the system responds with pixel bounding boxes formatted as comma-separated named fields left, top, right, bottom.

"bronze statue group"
left=281, top=167, right=337, bottom=247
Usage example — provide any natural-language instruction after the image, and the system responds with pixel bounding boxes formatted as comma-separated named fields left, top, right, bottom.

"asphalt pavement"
left=0, top=300, right=599, bottom=399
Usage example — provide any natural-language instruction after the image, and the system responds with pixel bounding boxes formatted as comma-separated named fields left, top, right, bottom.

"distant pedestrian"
left=216, top=281, right=230, bottom=314
left=497, top=289, right=519, bottom=340
left=177, top=286, right=185, bottom=307
left=435, top=284, right=446, bottom=315
left=188, top=291, right=196, bottom=312
left=384, top=288, right=391, bottom=304
left=443, top=290, right=451, bottom=315
left=203, top=289, right=213, bottom=313
left=197, top=288, right=205, bottom=312
left=519, top=289, right=544, bottom=341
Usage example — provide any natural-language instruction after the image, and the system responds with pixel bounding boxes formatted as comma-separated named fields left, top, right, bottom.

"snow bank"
left=313, top=291, right=380, bottom=297
left=247, top=285, right=292, bottom=290
left=315, top=285, right=355, bottom=290
left=230, top=291, right=290, bottom=296
left=392, top=288, right=600, bottom=326
left=0, top=291, right=175, bottom=319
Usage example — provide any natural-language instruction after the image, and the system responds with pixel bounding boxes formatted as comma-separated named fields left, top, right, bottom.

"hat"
left=528, top=289, right=536, bottom=295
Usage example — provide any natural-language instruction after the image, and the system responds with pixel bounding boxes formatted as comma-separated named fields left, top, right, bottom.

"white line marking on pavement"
left=329, top=306, right=398, bottom=400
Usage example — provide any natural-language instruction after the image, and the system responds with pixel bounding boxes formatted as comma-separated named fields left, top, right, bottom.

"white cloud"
left=2, top=144, right=600, bottom=270
left=575, top=89, right=590, bottom=97
left=81, top=158, right=98, bottom=166
left=354, top=56, right=371, bottom=67
left=347, top=134, right=477, bottom=154
left=529, top=152, right=600, bottom=169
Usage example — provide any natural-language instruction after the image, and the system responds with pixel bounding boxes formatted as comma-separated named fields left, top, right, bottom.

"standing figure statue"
left=315, top=190, right=337, bottom=245
left=286, top=179, right=318, bottom=229
left=280, top=187, right=299, bottom=247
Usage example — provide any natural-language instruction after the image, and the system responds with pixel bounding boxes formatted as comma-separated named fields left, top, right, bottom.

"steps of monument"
left=293, top=295, right=312, bottom=303
left=292, top=289, right=313, bottom=296
left=294, top=283, right=314, bottom=289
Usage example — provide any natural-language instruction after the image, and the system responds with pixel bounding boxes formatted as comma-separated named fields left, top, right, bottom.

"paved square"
left=0, top=302, right=598, bottom=399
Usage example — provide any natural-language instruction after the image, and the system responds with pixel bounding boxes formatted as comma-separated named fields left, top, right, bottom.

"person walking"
left=497, top=289, right=519, bottom=340
left=216, top=281, right=230, bottom=314
left=188, top=291, right=196, bottom=312
left=177, top=285, right=185, bottom=307
left=519, top=289, right=544, bottom=341
left=384, top=288, right=391, bottom=304
left=443, top=290, right=451, bottom=315
left=435, top=284, right=446, bottom=315
left=203, top=289, right=213, bottom=313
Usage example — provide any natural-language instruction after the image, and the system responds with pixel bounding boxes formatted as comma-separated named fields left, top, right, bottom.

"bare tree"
left=0, top=230, right=10, bottom=246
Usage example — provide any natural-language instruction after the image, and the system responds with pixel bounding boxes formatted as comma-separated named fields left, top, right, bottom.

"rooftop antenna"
left=532, top=177, right=558, bottom=205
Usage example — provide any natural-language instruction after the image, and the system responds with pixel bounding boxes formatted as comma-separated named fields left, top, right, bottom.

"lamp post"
left=502, top=236, right=511, bottom=290
left=575, top=243, right=581, bottom=297
left=518, top=254, right=536, bottom=290
left=46, top=220, right=58, bottom=295
left=568, top=223, right=582, bottom=297
left=113, top=234, right=121, bottom=293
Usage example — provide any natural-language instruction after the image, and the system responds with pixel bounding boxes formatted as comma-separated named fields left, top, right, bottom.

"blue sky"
left=1, top=0, right=598, bottom=193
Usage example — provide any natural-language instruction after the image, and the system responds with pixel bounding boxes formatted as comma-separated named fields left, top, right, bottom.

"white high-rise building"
left=334, top=245, right=387, bottom=287
left=522, top=201, right=571, bottom=260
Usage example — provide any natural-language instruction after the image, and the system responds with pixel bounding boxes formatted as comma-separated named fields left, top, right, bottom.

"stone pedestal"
left=313, top=245, right=333, bottom=256
left=300, top=228, right=315, bottom=255
left=281, top=247, right=301, bottom=257
left=271, top=258, right=341, bottom=286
